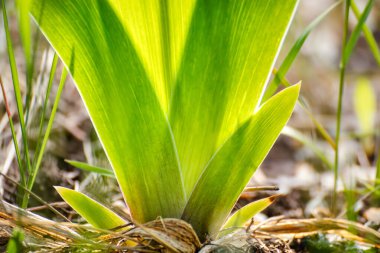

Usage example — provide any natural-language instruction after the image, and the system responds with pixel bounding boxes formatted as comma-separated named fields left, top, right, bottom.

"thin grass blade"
left=262, top=0, right=342, bottom=101
left=351, top=1, right=380, bottom=66
left=333, top=0, right=351, bottom=215
left=65, top=160, right=114, bottom=178
left=0, top=77, right=26, bottom=186
left=22, top=66, right=68, bottom=208
left=342, top=0, right=375, bottom=66
left=376, top=150, right=380, bottom=188
left=33, top=53, right=58, bottom=167
left=16, top=0, right=34, bottom=112
left=2, top=0, right=32, bottom=174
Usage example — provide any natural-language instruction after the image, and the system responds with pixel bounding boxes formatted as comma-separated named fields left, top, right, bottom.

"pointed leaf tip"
left=219, top=195, right=280, bottom=238
left=55, top=187, right=126, bottom=229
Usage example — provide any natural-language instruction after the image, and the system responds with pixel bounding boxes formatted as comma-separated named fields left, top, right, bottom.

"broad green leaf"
left=170, top=0, right=299, bottom=195
left=31, top=0, right=300, bottom=239
left=182, top=84, right=300, bottom=239
left=353, top=78, right=376, bottom=134
left=66, top=160, right=115, bottom=178
left=55, top=187, right=126, bottom=229
left=219, top=195, right=278, bottom=237
left=31, top=0, right=186, bottom=222
left=107, top=0, right=195, bottom=112
left=262, top=0, right=341, bottom=101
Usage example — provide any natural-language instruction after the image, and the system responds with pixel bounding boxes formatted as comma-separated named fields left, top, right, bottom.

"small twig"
left=110, top=222, right=134, bottom=231
left=257, top=218, right=380, bottom=247
left=251, top=215, right=286, bottom=234
left=244, top=186, right=279, bottom=192
left=245, top=218, right=255, bottom=233
left=27, top=201, right=68, bottom=212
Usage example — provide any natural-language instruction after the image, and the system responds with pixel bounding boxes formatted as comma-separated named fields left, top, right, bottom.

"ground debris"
left=200, top=239, right=294, bottom=253
left=199, top=229, right=294, bottom=253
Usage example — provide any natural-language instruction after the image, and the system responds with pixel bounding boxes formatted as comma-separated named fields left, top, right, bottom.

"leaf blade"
left=182, top=84, right=300, bottom=239
left=31, top=0, right=186, bottom=222
left=107, top=0, right=196, bottom=112
left=219, top=195, right=278, bottom=237
left=170, top=0, right=299, bottom=196
left=55, top=187, right=126, bottom=229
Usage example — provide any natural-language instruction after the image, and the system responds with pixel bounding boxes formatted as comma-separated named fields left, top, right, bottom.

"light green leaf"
left=353, top=78, right=376, bottom=134
left=31, top=0, right=186, bottom=223
left=219, top=195, right=278, bottom=237
left=170, top=0, right=299, bottom=196
left=55, top=187, right=126, bottom=229
left=65, top=160, right=115, bottom=178
left=107, top=0, right=195, bottom=112
left=31, top=0, right=300, bottom=239
left=182, top=84, right=300, bottom=239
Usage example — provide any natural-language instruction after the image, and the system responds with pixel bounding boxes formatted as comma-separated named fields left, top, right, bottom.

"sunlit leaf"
left=182, top=84, right=300, bottom=239
left=170, top=0, right=299, bottom=195
left=219, top=195, right=278, bottom=237
left=351, top=0, right=380, bottom=66
left=107, top=0, right=195, bottom=112
left=31, top=0, right=299, bottom=239
left=31, top=0, right=186, bottom=222
left=55, top=187, right=126, bottom=229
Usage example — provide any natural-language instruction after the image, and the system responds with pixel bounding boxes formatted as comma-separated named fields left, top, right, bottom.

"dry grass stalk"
left=255, top=217, right=380, bottom=248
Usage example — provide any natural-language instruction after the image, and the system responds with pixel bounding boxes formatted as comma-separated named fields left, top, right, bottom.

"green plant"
left=1, top=0, right=67, bottom=208
left=333, top=0, right=375, bottom=214
left=30, top=0, right=300, bottom=240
